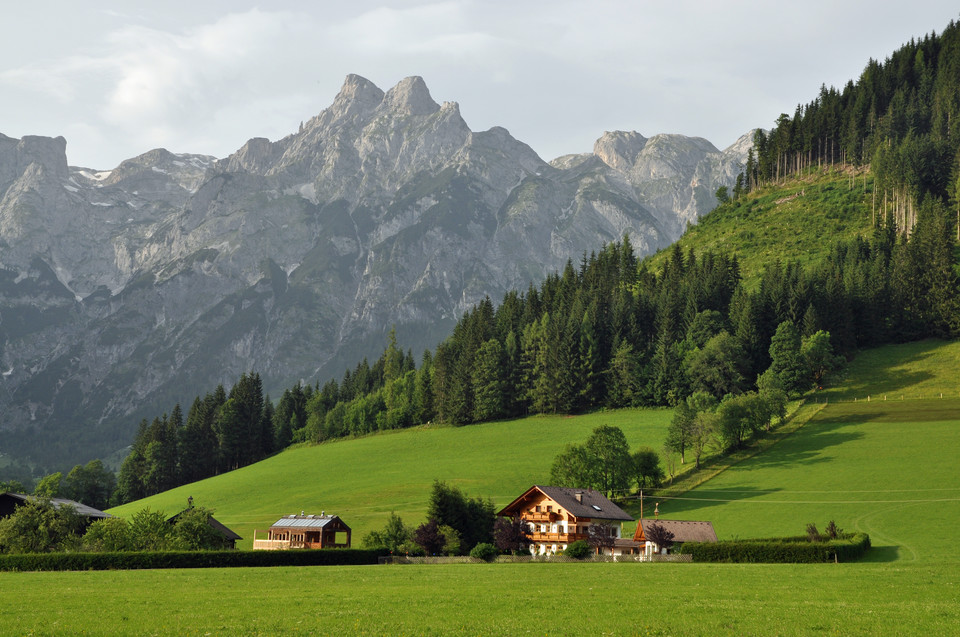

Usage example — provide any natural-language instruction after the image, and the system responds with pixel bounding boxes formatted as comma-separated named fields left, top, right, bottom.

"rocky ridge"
left=0, top=75, right=751, bottom=469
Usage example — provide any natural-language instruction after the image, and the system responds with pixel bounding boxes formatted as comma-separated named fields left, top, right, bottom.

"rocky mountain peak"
left=380, top=76, right=440, bottom=117
left=327, top=73, right=386, bottom=122
left=593, top=131, right=648, bottom=172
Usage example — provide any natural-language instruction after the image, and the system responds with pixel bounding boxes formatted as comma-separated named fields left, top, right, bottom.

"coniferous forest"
left=112, top=21, right=960, bottom=505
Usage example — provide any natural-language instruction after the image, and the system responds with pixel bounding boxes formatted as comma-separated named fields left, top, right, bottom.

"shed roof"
left=167, top=507, right=242, bottom=541
left=635, top=519, right=718, bottom=544
left=498, top=485, right=633, bottom=522
left=269, top=514, right=349, bottom=530
left=0, top=492, right=111, bottom=520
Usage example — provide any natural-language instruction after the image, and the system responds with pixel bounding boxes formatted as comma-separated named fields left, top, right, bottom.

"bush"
left=563, top=540, right=591, bottom=559
left=679, top=532, right=871, bottom=563
left=469, top=543, right=498, bottom=562
left=0, top=548, right=389, bottom=572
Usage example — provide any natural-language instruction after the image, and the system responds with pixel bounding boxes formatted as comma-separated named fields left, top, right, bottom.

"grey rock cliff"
left=0, top=75, right=750, bottom=469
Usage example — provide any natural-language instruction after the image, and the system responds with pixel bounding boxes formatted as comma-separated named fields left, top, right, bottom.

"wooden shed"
left=633, top=519, right=718, bottom=556
left=252, top=513, right=352, bottom=550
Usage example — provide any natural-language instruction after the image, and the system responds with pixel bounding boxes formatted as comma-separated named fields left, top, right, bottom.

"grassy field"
left=654, top=398, right=960, bottom=563
left=3, top=562, right=957, bottom=635
left=644, top=168, right=874, bottom=286
left=109, top=409, right=673, bottom=548
left=821, top=338, right=960, bottom=402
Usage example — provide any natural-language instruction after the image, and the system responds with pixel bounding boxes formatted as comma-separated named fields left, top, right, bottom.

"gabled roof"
left=0, top=492, right=111, bottom=520
left=634, top=519, right=718, bottom=544
left=167, top=507, right=242, bottom=541
left=269, top=514, right=349, bottom=530
left=497, top=485, right=633, bottom=522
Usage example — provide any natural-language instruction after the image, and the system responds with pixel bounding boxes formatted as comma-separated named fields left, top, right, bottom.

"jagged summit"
left=380, top=76, right=440, bottom=117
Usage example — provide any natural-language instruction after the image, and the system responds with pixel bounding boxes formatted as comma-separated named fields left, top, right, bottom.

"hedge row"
left=0, top=548, right=388, bottom=572
left=679, top=532, right=871, bottom=563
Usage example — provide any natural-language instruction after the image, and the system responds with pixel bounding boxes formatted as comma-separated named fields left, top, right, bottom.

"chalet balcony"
left=527, top=531, right=589, bottom=543
left=525, top=512, right=561, bottom=522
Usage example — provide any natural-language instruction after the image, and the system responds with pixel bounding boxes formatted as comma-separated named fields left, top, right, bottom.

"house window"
left=546, top=505, right=552, bottom=512
left=535, top=506, right=541, bottom=513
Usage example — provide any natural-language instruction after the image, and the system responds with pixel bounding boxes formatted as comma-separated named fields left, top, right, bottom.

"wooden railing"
left=252, top=539, right=291, bottom=551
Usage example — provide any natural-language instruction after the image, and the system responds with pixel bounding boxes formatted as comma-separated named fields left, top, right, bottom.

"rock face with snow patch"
left=0, top=76, right=750, bottom=469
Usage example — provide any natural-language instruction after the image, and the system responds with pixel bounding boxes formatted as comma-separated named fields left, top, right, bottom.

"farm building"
left=633, top=518, right=718, bottom=557
left=498, top=485, right=634, bottom=556
left=0, top=492, right=111, bottom=528
left=252, top=513, right=352, bottom=550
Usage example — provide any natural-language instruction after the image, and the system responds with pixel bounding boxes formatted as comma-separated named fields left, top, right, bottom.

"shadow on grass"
left=826, top=339, right=947, bottom=399
left=744, top=416, right=868, bottom=470
left=859, top=544, right=900, bottom=563
left=636, top=485, right=782, bottom=518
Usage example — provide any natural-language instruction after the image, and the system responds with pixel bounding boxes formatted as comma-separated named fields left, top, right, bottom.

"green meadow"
left=109, top=409, right=673, bottom=547
left=3, top=562, right=958, bottom=635
left=654, top=398, right=960, bottom=563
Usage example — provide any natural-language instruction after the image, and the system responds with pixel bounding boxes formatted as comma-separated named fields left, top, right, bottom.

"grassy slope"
left=645, top=167, right=874, bottom=284
left=109, top=409, right=672, bottom=548
left=655, top=340, right=960, bottom=563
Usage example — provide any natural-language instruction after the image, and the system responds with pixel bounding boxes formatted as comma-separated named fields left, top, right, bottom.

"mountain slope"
left=0, top=75, right=749, bottom=469
left=644, top=167, right=875, bottom=284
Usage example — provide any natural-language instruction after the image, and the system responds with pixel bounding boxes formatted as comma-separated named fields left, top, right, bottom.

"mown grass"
left=2, top=562, right=957, bottom=635
left=645, top=167, right=874, bottom=286
left=109, top=409, right=673, bottom=548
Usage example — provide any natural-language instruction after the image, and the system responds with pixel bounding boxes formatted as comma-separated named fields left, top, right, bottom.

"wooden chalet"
left=633, top=518, right=718, bottom=557
left=252, top=513, right=352, bottom=550
left=0, top=492, right=111, bottom=529
left=166, top=506, right=242, bottom=550
left=497, top=485, right=633, bottom=555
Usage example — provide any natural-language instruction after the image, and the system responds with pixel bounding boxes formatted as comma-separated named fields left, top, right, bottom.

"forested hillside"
left=740, top=20, right=960, bottom=227
left=109, top=21, right=960, bottom=504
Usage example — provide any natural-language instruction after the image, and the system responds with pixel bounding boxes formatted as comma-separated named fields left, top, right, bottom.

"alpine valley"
left=0, top=74, right=750, bottom=469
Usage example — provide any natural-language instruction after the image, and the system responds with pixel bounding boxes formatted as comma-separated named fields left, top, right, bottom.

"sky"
left=2, top=1, right=958, bottom=170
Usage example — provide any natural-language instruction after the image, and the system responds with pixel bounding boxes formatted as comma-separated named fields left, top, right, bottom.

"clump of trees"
left=362, top=481, right=494, bottom=556
left=549, top=425, right=664, bottom=498
left=0, top=501, right=227, bottom=554
left=114, top=373, right=276, bottom=504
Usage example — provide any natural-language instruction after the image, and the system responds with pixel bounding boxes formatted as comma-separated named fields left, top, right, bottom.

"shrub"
left=679, top=532, right=871, bottom=563
left=0, top=548, right=388, bottom=572
left=563, top=540, right=591, bottom=559
left=469, top=543, right=498, bottom=562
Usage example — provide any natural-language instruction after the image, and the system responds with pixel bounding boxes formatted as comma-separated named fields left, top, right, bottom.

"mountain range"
left=0, top=74, right=751, bottom=470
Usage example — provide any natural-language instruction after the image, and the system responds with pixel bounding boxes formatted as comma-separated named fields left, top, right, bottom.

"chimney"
left=575, top=493, right=582, bottom=503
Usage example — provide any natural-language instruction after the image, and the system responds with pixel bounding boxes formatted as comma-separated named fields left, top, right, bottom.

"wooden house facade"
left=253, top=513, right=352, bottom=550
left=497, top=485, right=634, bottom=555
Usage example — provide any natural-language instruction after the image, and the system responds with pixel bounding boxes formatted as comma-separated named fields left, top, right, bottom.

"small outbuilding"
left=633, top=519, right=718, bottom=557
left=253, top=513, right=352, bottom=550
left=0, top=492, right=111, bottom=528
